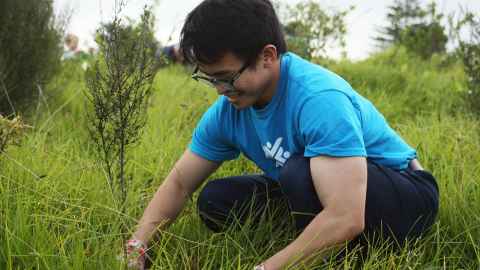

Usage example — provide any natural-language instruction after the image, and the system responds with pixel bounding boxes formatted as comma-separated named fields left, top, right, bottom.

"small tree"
left=85, top=4, right=157, bottom=220
left=280, top=1, right=352, bottom=60
left=401, top=3, right=448, bottom=59
left=376, top=0, right=425, bottom=45
left=376, top=0, right=448, bottom=59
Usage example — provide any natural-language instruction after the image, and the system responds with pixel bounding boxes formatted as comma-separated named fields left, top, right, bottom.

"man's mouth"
left=222, top=88, right=238, bottom=95
left=224, top=90, right=241, bottom=98
left=225, top=91, right=242, bottom=103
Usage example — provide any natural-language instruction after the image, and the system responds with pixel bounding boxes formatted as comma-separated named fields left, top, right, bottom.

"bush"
left=0, top=115, right=30, bottom=154
left=460, top=44, right=480, bottom=115
left=0, top=0, right=64, bottom=114
left=277, top=0, right=351, bottom=60
left=376, top=0, right=448, bottom=59
left=401, top=21, right=448, bottom=59
left=458, top=18, right=480, bottom=114
left=449, top=10, right=480, bottom=115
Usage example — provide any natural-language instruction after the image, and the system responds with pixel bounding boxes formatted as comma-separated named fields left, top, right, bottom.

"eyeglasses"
left=191, top=62, right=249, bottom=93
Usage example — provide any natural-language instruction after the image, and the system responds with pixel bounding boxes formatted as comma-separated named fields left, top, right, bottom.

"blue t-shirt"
left=189, top=52, right=416, bottom=180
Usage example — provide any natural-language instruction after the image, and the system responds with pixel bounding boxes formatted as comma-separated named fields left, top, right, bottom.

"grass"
left=0, top=49, right=479, bottom=269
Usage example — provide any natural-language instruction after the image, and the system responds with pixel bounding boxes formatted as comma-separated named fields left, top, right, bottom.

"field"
left=0, top=48, right=479, bottom=269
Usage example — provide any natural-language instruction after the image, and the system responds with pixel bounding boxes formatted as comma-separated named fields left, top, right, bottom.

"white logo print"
left=262, top=137, right=291, bottom=167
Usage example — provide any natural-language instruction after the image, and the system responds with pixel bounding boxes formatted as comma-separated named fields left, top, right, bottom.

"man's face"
left=196, top=51, right=276, bottom=110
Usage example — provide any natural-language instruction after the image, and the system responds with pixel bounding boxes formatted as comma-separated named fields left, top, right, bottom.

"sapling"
left=84, top=1, right=157, bottom=247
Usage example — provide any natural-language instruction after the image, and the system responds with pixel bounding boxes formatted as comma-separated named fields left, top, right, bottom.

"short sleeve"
left=299, top=90, right=367, bottom=158
left=189, top=102, right=240, bottom=162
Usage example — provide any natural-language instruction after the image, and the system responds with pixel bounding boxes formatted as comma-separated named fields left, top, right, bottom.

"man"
left=126, top=0, right=439, bottom=269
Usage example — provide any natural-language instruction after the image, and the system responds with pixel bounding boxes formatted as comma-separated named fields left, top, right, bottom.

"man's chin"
left=227, top=95, right=256, bottom=110
left=228, top=99, right=251, bottom=110
left=230, top=102, right=249, bottom=110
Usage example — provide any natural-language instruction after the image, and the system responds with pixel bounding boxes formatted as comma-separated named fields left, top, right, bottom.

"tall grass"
left=0, top=50, right=478, bottom=269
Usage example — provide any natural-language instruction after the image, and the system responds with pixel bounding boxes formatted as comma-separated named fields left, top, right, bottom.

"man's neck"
left=253, top=59, right=281, bottom=109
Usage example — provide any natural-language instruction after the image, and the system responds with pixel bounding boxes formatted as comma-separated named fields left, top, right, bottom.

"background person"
left=62, top=33, right=80, bottom=60
left=155, top=43, right=185, bottom=66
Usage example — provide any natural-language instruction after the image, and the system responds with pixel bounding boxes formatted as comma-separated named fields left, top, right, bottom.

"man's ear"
left=262, top=45, right=278, bottom=68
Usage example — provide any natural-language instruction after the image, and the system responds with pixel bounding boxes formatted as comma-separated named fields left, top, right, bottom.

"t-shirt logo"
left=262, top=137, right=291, bottom=167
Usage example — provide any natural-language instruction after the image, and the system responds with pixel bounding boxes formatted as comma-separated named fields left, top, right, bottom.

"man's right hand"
left=127, top=149, right=221, bottom=267
left=126, top=239, right=147, bottom=270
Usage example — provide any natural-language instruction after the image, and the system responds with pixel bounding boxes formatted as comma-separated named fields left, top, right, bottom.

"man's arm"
left=262, top=156, right=367, bottom=270
left=131, top=149, right=221, bottom=244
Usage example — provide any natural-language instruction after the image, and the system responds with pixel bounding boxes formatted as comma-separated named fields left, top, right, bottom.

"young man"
left=126, top=0, right=439, bottom=269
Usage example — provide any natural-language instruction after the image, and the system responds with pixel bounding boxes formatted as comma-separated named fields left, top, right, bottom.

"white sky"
left=53, top=0, right=480, bottom=60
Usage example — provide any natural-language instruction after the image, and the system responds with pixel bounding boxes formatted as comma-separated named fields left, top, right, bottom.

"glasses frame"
left=191, top=61, right=249, bottom=92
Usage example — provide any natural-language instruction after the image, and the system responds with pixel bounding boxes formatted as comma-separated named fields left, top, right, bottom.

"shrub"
left=0, top=0, right=64, bottom=114
left=0, top=114, right=30, bottom=154
left=278, top=0, right=352, bottom=60
left=401, top=21, right=448, bottom=59
left=459, top=39, right=480, bottom=115
left=449, top=11, right=480, bottom=114
left=376, top=0, right=448, bottom=59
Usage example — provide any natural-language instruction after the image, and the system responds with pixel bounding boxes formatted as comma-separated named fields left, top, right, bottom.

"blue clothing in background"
left=189, top=52, right=416, bottom=180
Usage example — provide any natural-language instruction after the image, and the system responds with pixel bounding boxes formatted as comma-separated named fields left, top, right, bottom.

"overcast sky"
left=53, top=0, right=480, bottom=60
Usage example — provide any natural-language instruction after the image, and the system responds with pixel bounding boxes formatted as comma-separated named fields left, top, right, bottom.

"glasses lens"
left=196, top=77, right=216, bottom=88
left=196, top=77, right=235, bottom=92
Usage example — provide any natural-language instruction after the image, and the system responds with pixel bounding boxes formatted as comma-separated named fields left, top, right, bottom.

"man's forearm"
left=264, top=209, right=363, bottom=269
left=132, top=179, right=189, bottom=244
left=130, top=150, right=220, bottom=245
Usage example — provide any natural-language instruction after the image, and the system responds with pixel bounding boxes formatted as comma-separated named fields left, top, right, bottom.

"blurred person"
left=62, top=33, right=80, bottom=60
left=156, top=43, right=185, bottom=66
left=126, top=0, right=439, bottom=269
left=88, top=47, right=96, bottom=56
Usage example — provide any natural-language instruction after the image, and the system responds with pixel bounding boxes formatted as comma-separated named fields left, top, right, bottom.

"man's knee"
left=197, top=181, right=218, bottom=213
left=363, top=162, right=439, bottom=243
left=196, top=180, right=230, bottom=232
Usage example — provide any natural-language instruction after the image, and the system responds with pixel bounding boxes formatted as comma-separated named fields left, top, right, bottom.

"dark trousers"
left=197, top=155, right=439, bottom=249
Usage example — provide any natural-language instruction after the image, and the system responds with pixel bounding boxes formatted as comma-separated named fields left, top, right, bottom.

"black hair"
left=180, top=0, right=287, bottom=65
